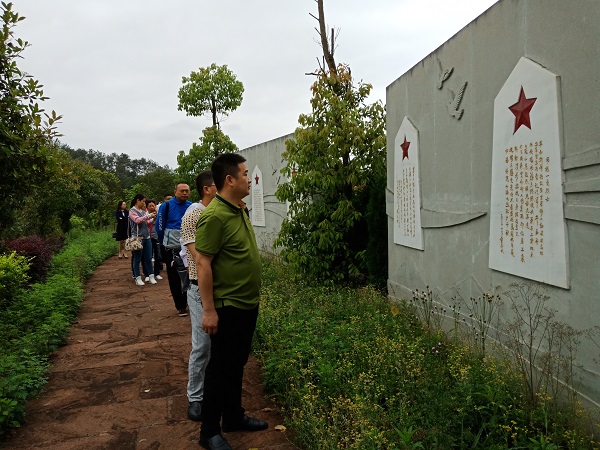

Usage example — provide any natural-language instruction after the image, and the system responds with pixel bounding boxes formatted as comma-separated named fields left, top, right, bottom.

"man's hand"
left=202, top=308, right=219, bottom=335
left=197, top=252, right=216, bottom=334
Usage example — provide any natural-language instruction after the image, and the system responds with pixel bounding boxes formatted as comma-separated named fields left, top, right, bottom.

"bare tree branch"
left=317, top=0, right=337, bottom=75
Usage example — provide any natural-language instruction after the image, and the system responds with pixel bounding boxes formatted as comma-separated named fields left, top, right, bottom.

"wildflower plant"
left=453, top=291, right=502, bottom=357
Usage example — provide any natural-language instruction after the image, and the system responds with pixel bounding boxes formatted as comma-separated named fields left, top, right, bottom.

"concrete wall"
left=386, top=0, right=600, bottom=405
left=240, top=133, right=293, bottom=253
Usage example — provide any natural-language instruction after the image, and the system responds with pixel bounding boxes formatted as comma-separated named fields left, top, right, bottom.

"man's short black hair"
left=211, top=153, right=246, bottom=191
left=195, top=170, right=214, bottom=199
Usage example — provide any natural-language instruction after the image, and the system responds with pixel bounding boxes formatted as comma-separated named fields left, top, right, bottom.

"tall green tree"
left=16, top=147, right=115, bottom=235
left=176, top=126, right=238, bottom=190
left=0, top=2, right=61, bottom=229
left=133, top=166, right=178, bottom=203
left=275, top=64, right=386, bottom=284
left=177, top=63, right=244, bottom=129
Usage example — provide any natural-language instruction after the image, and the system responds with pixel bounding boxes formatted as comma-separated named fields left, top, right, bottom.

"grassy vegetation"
left=255, top=256, right=599, bottom=449
left=0, top=230, right=115, bottom=438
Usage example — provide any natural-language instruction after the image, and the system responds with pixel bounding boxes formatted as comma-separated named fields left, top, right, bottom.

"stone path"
left=5, top=255, right=296, bottom=450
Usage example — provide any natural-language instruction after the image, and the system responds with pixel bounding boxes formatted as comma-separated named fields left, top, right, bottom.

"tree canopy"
left=175, top=126, right=238, bottom=191
left=0, top=2, right=62, bottom=229
left=275, top=65, right=386, bottom=284
left=177, top=63, right=244, bottom=128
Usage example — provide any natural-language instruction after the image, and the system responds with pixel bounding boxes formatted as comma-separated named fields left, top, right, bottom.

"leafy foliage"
left=275, top=65, right=386, bottom=283
left=128, top=166, right=178, bottom=203
left=177, top=63, right=244, bottom=128
left=176, top=126, right=238, bottom=190
left=0, top=2, right=61, bottom=230
left=63, top=144, right=165, bottom=192
left=364, top=172, right=388, bottom=289
left=0, top=252, right=29, bottom=311
left=5, top=235, right=62, bottom=282
left=10, top=147, right=117, bottom=237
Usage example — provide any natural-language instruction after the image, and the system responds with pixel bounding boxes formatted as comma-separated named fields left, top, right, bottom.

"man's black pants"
left=160, top=245, right=187, bottom=311
left=200, top=305, right=259, bottom=438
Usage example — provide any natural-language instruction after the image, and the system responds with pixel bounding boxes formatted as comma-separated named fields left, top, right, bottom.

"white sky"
left=16, top=0, right=498, bottom=168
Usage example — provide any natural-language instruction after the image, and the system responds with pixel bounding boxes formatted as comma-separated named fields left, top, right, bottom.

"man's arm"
left=185, top=242, right=198, bottom=266
left=196, top=252, right=218, bottom=335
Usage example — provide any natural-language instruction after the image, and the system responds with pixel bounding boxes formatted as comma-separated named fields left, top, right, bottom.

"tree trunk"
left=317, top=0, right=336, bottom=76
left=211, top=98, right=217, bottom=128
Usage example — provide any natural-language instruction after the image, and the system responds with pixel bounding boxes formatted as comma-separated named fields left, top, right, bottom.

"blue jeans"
left=132, top=238, right=153, bottom=278
left=187, top=283, right=211, bottom=402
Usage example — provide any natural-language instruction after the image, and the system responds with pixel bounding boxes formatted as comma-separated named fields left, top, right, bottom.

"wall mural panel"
left=394, top=117, right=424, bottom=250
left=489, top=57, right=569, bottom=288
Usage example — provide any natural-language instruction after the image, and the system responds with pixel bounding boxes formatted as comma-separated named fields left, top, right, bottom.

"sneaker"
left=148, top=274, right=157, bottom=285
left=178, top=309, right=188, bottom=317
left=155, top=275, right=163, bottom=280
left=145, top=277, right=150, bottom=282
left=135, top=276, right=145, bottom=286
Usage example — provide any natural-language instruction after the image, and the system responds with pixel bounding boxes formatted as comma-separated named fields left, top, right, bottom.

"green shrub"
left=4, top=236, right=63, bottom=282
left=365, top=172, right=388, bottom=290
left=0, top=353, right=48, bottom=433
left=0, top=252, right=30, bottom=311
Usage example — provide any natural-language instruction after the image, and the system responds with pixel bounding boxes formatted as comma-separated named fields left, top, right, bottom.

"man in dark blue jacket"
left=156, top=182, right=192, bottom=316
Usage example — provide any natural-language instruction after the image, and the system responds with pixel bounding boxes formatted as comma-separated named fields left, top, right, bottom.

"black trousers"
left=200, top=305, right=259, bottom=438
left=150, top=237, right=162, bottom=276
left=160, top=245, right=187, bottom=311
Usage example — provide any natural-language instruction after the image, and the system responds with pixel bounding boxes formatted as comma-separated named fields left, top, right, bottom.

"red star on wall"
left=400, top=135, right=410, bottom=160
left=509, top=86, right=537, bottom=134
left=255, top=175, right=260, bottom=185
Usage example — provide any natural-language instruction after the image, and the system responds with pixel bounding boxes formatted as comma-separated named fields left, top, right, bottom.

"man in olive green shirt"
left=195, top=153, right=267, bottom=450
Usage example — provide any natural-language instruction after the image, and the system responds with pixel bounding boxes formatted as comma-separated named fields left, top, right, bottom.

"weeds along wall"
left=385, top=0, right=600, bottom=406
left=240, top=133, right=293, bottom=253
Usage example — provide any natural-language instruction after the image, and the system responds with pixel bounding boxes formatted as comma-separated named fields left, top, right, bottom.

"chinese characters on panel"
left=394, top=117, right=424, bottom=250
left=251, top=165, right=266, bottom=227
left=489, top=57, right=569, bottom=288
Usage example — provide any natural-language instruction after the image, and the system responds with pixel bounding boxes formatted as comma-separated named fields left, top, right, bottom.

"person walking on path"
left=145, top=199, right=163, bottom=282
left=180, top=170, right=217, bottom=422
left=115, top=200, right=129, bottom=258
left=156, top=182, right=192, bottom=316
left=195, top=153, right=267, bottom=450
left=129, top=194, right=157, bottom=286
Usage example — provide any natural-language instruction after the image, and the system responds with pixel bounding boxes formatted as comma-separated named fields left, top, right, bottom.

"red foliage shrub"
left=5, top=235, right=64, bottom=282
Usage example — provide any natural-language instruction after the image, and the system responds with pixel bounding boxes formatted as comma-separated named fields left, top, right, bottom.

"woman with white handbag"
left=128, top=194, right=157, bottom=286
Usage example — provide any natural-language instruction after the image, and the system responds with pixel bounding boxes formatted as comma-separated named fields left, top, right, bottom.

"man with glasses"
left=195, top=153, right=267, bottom=450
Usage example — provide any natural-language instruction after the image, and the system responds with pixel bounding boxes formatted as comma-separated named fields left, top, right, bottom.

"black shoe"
left=222, top=415, right=268, bottom=432
left=199, top=434, right=232, bottom=450
left=178, top=309, right=188, bottom=317
left=188, top=401, right=201, bottom=421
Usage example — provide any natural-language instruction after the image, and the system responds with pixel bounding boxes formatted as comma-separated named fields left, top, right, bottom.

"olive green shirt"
left=195, top=194, right=261, bottom=309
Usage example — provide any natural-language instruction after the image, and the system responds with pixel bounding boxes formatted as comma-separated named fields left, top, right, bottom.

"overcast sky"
left=16, top=0, right=498, bottom=168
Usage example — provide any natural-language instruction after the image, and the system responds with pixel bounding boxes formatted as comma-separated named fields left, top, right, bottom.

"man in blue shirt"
left=156, top=182, right=192, bottom=316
